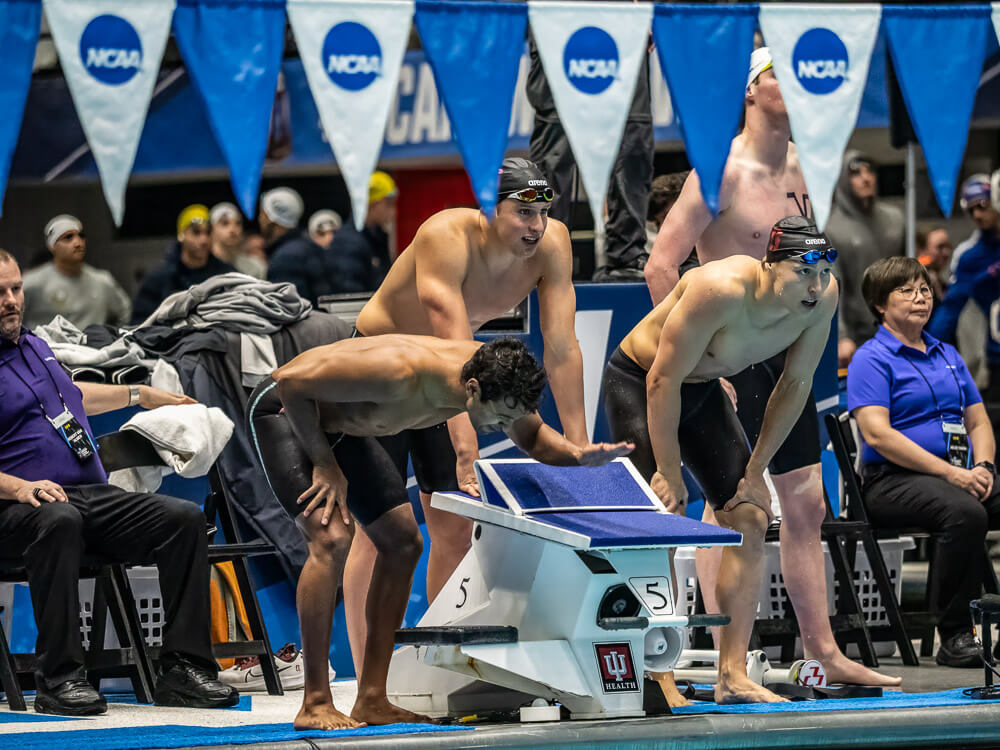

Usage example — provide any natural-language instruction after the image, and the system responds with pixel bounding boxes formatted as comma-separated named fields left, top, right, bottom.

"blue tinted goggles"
left=793, top=248, right=838, bottom=264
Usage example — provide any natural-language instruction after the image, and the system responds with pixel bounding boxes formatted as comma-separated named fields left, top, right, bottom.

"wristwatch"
left=974, top=461, right=996, bottom=475
left=128, top=385, right=141, bottom=407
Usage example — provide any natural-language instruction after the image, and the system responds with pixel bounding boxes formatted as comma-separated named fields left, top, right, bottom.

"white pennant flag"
left=45, top=0, right=175, bottom=225
left=288, top=0, right=413, bottom=229
left=528, top=1, right=652, bottom=236
left=759, top=4, right=881, bottom=231
left=993, top=3, right=1000, bottom=47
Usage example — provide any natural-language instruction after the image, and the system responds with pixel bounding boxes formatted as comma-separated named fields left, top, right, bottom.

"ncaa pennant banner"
left=883, top=4, right=991, bottom=216
left=173, top=0, right=286, bottom=217
left=651, top=4, right=757, bottom=215
left=0, top=0, right=41, bottom=215
left=528, top=0, right=652, bottom=235
left=415, top=0, right=527, bottom=218
left=994, top=4, right=1000, bottom=52
left=288, top=0, right=413, bottom=230
left=45, top=0, right=175, bottom=225
left=759, top=4, right=881, bottom=231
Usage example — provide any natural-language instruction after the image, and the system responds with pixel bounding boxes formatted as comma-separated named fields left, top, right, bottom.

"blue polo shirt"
left=847, top=325, right=981, bottom=466
left=0, top=329, right=107, bottom=486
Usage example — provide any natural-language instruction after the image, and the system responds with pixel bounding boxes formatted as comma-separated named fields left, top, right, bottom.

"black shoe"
left=592, top=264, right=646, bottom=283
left=34, top=679, right=107, bottom=716
left=936, top=631, right=982, bottom=668
left=155, top=660, right=240, bottom=708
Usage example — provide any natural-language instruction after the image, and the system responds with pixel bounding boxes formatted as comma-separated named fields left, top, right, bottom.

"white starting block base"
left=387, top=459, right=740, bottom=720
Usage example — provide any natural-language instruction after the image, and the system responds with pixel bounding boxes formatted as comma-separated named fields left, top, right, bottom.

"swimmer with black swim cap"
left=350, top=157, right=588, bottom=678
left=604, top=216, right=839, bottom=704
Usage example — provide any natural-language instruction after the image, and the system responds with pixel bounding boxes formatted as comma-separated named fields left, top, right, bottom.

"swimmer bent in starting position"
left=604, top=216, right=837, bottom=703
left=248, top=335, right=631, bottom=730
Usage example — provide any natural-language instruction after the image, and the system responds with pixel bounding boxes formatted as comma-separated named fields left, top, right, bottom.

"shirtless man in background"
left=249, top=336, right=628, bottom=729
left=349, top=158, right=588, bottom=675
left=643, top=48, right=898, bottom=689
left=605, top=217, right=838, bottom=703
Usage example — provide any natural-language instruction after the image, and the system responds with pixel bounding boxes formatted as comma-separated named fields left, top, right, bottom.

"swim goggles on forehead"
left=502, top=187, right=554, bottom=203
left=793, top=248, right=838, bottom=264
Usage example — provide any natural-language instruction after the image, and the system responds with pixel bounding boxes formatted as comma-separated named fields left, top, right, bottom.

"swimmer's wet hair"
left=0, top=249, right=16, bottom=266
left=461, top=338, right=547, bottom=412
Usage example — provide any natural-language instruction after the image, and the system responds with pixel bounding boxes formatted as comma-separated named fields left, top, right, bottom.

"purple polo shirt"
left=847, top=325, right=981, bottom=467
left=0, top=329, right=107, bottom=485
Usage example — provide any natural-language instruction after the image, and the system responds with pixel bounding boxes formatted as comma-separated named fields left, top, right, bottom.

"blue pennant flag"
left=415, top=0, right=527, bottom=217
left=884, top=4, right=992, bottom=216
left=652, top=4, right=757, bottom=216
left=173, top=0, right=286, bottom=216
left=0, top=0, right=40, bottom=214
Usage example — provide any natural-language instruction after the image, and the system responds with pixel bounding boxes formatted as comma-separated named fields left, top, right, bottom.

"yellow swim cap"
left=177, top=204, right=210, bottom=235
left=369, top=171, right=397, bottom=204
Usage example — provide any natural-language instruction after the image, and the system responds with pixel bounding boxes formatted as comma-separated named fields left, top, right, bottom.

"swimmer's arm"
left=746, top=295, right=836, bottom=476
left=506, top=413, right=583, bottom=465
left=645, top=170, right=728, bottom=305
left=646, top=283, right=737, bottom=487
left=412, top=219, right=481, bottom=486
left=537, top=221, right=588, bottom=445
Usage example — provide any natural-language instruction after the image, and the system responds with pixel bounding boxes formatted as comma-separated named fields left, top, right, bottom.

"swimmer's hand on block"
left=575, top=441, right=634, bottom=467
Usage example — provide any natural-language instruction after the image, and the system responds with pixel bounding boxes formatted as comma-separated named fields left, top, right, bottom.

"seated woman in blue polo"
left=847, top=256, right=1000, bottom=670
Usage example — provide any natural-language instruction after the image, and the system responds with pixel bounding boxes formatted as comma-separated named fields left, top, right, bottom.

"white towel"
left=107, top=404, right=234, bottom=493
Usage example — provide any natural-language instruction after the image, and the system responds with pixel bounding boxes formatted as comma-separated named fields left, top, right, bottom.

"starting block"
left=386, top=458, right=741, bottom=719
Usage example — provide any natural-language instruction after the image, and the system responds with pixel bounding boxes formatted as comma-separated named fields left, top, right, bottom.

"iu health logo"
left=79, top=14, right=143, bottom=86
left=323, top=22, right=381, bottom=91
left=563, top=26, right=618, bottom=95
left=792, top=27, right=848, bottom=95
left=594, top=642, right=639, bottom=693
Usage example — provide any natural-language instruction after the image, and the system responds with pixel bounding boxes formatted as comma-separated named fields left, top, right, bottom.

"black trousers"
left=863, top=468, right=1000, bottom=637
left=0, top=484, right=214, bottom=688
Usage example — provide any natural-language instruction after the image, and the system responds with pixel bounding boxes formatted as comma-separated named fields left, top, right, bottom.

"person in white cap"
left=643, top=47, right=900, bottom=702
left=210, top=202, right=266, bottom=279
left=262, top=187, right=336, bottom=306
left=22, top=215, right=131, bottom=330
left=308, top=209, right=342, bottom=250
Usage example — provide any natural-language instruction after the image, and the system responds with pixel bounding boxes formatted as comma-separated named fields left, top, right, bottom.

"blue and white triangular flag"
left=993, top=3, right=1000, bottom=49
left=652, top=4, right=757, bottom=215
left=0, top=0, right=41, bottom=215
left=760, top=4, right=881, bottom=230
left=528, top=0, right=652, bottom=235
left=415, top=0, right=527, bottom=218
left=288, top=0, right=413, bottom=230
left=45, top=0, right=175, bottom=225
left=884, top=5, right=992, bottom=216
left=173, top=0, right=286, bottom=217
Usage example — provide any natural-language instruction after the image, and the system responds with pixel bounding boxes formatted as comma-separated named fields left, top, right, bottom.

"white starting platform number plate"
left=629, top=576, right=673, bottom=615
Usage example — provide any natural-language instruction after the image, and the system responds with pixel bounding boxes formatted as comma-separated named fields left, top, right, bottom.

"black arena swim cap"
left=765, top=216, right=837, bottom=264
left=498, top=158, right=553, bottom=201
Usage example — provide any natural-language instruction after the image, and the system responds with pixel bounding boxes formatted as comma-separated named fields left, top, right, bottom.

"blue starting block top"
left=431, top=458, right=741, bottom=550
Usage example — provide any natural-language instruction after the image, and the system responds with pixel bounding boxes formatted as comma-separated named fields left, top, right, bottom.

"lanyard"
left=1, top=339, right=71, bottom=420
left=876, top=336, right=965, bottom=422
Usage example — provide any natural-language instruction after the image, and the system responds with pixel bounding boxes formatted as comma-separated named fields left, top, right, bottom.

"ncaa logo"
left=79, top=15, right=143, bottom=86
left=323, top=22, right=381, bottom=91
left=792, top=28, right=848, bottom=95
left=562, top=26, right=618, bottom=95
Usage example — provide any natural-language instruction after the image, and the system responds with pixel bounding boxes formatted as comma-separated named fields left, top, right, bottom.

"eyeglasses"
left=795, top=248, right=838, bottom=264
left=893, top=285, right=933, bottom=300
left=503, top=187, right=554, bottom=203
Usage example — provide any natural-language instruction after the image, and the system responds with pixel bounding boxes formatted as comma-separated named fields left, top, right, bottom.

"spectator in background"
left=308, top=210, right=342, bottom=250
left=324, top=171, right=397, bottom=294
left=23, top=215, right=131, bottom=330
left=210, top=202, right=266, bottom=279
left=826, top=151, right=905, bottom=367
left=929, top=174, right=1000, bottom=446
left=264, top=187, right=333, bottom=306
left=131, top=205, right=234, bottom=325
left=243, top=232, right=268, bottom=267
left=917, top=227, right=953, bottom=302
left=646, top=171, right=698, bottom=276
left=527, top=36, right=652, bottom=282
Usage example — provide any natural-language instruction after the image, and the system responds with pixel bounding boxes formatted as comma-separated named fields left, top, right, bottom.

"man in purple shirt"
left=0, top=250, right=239, bottom=716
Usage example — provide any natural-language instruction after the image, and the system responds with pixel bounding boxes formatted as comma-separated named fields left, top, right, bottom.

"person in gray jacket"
left=826, top=151, right=905, bottom=366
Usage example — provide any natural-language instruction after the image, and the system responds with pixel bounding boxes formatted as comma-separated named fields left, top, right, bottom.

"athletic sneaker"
left=218, top=643, right=334, bottom=691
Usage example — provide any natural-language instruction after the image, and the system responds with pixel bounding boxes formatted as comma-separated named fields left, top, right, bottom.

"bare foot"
left=817, top=652, right=902, bottom=687
left=351, top=696, right=432, bottom=726
left=295, top=702, right=366, bottom=731
left=715, top=675, right=789, bottom=704
left=650, top=671, right=690, bottom=707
